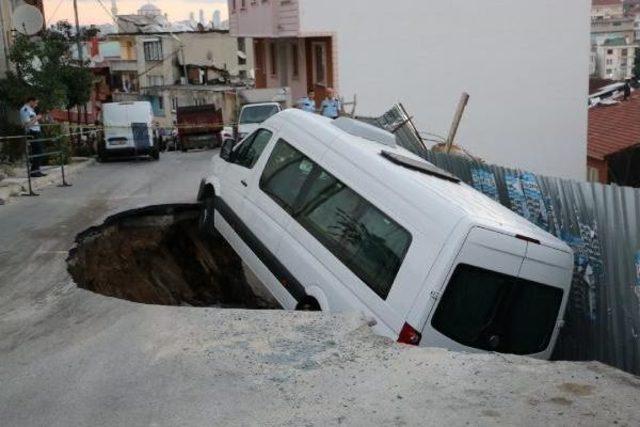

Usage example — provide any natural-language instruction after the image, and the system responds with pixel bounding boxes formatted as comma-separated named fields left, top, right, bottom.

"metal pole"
left=445, top=92, right=470, bottom=154
left=73, top=0, right=83, bottom=64
left=58, top=137, right=71, bottom=187
left=24, top=136, right=37, bottom=196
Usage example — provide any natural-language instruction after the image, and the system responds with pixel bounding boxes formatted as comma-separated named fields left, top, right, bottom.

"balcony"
left=108, top=59, right=138, bottom=72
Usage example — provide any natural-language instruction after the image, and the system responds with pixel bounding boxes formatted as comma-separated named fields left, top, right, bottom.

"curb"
left=0, top=157, right=96, bottom=205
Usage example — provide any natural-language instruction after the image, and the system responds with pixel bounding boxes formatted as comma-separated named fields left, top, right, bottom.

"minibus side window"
left=431, top=264, right=563, bottom=355
left=260, top=140, right=315, bottom=212
left=232, top=129, right=273, bottom=169
left=260, top=139, right=412, bottom=300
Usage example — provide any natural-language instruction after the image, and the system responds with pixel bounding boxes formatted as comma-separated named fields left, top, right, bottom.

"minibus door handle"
left=241, top=180, right=248, bottom=187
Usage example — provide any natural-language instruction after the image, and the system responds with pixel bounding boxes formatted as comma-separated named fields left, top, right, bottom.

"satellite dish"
left=12, top=4, right=44, bottom=36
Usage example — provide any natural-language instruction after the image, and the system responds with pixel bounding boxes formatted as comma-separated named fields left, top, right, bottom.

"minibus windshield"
left=431, top=264, right=563, bottom=355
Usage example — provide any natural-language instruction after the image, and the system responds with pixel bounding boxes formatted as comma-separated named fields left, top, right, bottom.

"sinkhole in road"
left=67, top=204, right=281, bottom=309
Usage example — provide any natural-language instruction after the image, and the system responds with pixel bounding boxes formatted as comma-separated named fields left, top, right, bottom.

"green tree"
left=0, top=20, right=93, bottom=113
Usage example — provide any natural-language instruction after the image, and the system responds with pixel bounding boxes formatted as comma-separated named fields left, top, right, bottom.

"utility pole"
left=445, top=92, right=470, bottom=154
left=73, top=0, right=83, bottom=64
left=73, top=0, right=86, bottom=125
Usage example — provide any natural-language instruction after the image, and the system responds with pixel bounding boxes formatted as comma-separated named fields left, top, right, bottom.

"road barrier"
left=423, top=148, right=640, bottom=375
left=0, top=135, right=72, bottom=196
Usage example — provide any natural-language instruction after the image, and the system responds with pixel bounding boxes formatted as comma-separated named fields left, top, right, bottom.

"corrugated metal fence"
left=368, top=105, right=640, bottom=375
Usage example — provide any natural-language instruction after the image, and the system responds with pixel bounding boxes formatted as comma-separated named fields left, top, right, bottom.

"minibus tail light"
left=398, top=323, right=422, bottom=346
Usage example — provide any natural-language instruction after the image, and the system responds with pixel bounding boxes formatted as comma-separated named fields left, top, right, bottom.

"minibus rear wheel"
left=296, top=297, right=321, bottom=311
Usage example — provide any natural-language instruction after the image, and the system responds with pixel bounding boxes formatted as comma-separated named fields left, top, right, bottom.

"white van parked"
left=100, top=101, right=159, bottom=161
left=236, top=102, right=282, bottom=141
left=198, top=109, right=573, bottom=359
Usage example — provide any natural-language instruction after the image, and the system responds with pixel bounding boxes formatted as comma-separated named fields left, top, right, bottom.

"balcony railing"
left=108, top=59, right=138, bottom=72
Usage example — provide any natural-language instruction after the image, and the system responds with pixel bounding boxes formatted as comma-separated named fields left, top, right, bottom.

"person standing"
left=297, top=90, right=317, bottom=113
left=623, top=80, right=632, bottom=101
left=320, top=88, right=341, bottom=119
left=20, top=97, right=45, bottom=177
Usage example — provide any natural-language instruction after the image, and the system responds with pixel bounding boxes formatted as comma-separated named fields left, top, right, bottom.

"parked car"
left=197, top=109, right=573, bottom=359
left=177, top=104, right=224, bottom=151
left=99, top=101, right=159, bottom=161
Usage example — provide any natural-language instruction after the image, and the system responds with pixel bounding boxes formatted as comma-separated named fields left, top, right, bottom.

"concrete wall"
left=228, top=0, right=300, bottom=37
left=179, top=32, right=255, bottom=77
left=0, top=0, right=13, bottom=78
left=263, top=38, right=308, bottom=100
left=299, top=0, right=590, bottom=180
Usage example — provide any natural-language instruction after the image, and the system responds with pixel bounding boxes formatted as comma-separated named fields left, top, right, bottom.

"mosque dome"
left=138, top=3, right=161, bottom=16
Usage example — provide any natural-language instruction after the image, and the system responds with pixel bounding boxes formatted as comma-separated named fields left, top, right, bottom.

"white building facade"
left=228, top=0, right=590, bottom=180
left=593, top=38, right=637, bottom=80
left=591, top=0, right=624, bottom=20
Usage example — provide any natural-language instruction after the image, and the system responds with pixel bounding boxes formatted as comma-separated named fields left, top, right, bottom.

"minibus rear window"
left=431, top=264, right=563, bottom=355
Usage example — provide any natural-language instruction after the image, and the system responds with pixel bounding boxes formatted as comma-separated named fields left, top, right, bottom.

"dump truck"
left=177, top=104, right=224, bottom=151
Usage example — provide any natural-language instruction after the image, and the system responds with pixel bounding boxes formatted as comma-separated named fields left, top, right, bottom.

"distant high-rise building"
left=213, top=10, right=222, bottom=29
left=199, top=9, right=205, bottom=25
left=111, top=0, right=118, bottom=18
left=189, top=11, right=195, bottom=22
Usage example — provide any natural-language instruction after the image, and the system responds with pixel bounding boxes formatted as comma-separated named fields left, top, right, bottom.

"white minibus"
left=198, top=109, right=573, bottom=359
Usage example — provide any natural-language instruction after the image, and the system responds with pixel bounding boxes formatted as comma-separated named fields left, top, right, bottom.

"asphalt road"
left=1, top=150, right=639, bottom=426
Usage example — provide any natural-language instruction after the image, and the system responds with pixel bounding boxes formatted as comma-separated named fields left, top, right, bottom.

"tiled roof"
left=588, top=93, right=640, bottom=160
left=593, top=0, right=622, bottom=6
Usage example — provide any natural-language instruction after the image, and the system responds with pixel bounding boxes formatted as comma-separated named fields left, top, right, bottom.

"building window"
left=238, top=37, right=247, bottom=65
left=241, top=0, right=246, bottom=9
left=291, top=43, right=299, bottom=78
left=172, top=97, right=179, bottom=111
left=232, top=0, right=236, bottom=12
left=269, top=42, right=277, bottom=76
left=151, top=96, right=165, bottom=116
left=607, top=49, right=614, bottom=55
left=606, top=68, right=613, bottom=74
left=143, top=40, right=163, bottom=61
left=147, top=75, right=164, bottom=87
left=622, top=49, right=628, bottom=57
left=606, top=59, right=613, bottom=65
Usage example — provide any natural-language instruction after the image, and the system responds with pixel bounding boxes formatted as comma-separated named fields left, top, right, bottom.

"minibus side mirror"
left=220, top=138, right=235, bottom=162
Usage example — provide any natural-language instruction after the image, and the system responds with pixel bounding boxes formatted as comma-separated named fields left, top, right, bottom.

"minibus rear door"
left=513, top=242, right=573, bottom=359
left=418, top=227, right=527, bottom=353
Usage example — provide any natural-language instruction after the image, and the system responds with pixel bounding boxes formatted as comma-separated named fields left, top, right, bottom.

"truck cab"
left=235, top=102, right=282, bottom=142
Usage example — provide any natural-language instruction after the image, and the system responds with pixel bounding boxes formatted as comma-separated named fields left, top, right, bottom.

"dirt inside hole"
left=67, top=204, right=281, bottom=309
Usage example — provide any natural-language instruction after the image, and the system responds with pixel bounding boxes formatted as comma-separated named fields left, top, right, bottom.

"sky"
left=43, top=0, right=229, bottom=26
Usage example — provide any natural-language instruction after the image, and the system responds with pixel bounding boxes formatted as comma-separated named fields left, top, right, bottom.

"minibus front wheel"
left=198, top=191, right=218, bottom=237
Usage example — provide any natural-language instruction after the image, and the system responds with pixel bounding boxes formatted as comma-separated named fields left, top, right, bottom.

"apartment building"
left=229, top=0, right=589, bottom=180
left=593, top=37, right=638, bottom=79
left=591, top=0, right=624, bottom=20
left=107, top=31, right=254, bottom=126
left=0, top=0, right=46, bottom=77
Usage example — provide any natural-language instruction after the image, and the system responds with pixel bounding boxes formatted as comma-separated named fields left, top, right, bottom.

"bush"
left=43, top=123, right=70, bottom=166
